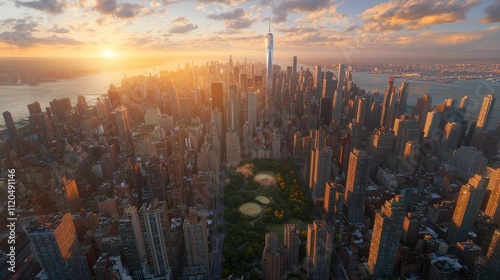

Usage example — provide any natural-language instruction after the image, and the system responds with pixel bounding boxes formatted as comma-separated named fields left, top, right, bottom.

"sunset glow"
left=0, top=0, right=498, bottom=60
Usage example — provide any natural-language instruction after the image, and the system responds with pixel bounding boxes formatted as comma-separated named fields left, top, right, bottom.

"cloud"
left=114, top=3, right=143, bottom=18
left=150, top=1, right=160, bottom=7
left=1, top=18, right=38, bottom=32
left=94, top=0, right=116, bottom=14
left=207, top=7, right=258, bottom=30
left=395, top=26, right=499, bottom=47
left=93, top=0, right=145, bottom=18
left=0, top=31, right=82, bottom=48
left=481, top=1, right=500, bottom=23
left=197, top=0, right=248, bottom=3
left=343, top=25, right=357, bottom=32
left=15, top=0, right=65, bottom=14
left=49, top=25, right=70, bottom=33
left=272, top=0, right=332, bottom=23
left=360, top=0, right=482, bottom=32
left=169, top=23, right=198, bottom=33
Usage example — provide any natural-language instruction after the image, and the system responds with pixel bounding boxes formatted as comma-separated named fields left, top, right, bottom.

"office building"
left=226, top=130, right=241, bottom=168
left=183, top=208, right=210, bottom=277
left=284, top=224, right=300, bottom=272
left=368, top=195, right=406, bottom=278
left=485, top=167, right=500, bottom=224
left=344, top=149, right=371, bottom=224
left=262, top=232, right=286, bottom=280
left=449, top=146, right=488, bottom=179
left=248, top=92, right=257, bottom=129
left=476, top=94, right=496, bottom=133
left=55, top=177, right=83, bottom=214
left=313, top=65, right=322, bottom=93
left=3, top=111, right=17, bottom=138
left=140, top=199, right=175, bottom=277
left=337, top=64, right=346, bottom=91
left=119, top=206, right=147, bottom=276
left=446, top=175, right=488, bottom=244
left=306, top=220, right=331, bottom=280
left=380, top=76, right=396, bottom=127
left=115, top=105, right=133, bottom=149
left=412, top=94, right=432, bottom=130
left=26, top=213, right=92, bottom=280
left=309, top=147, right=333, bottom=204
left=211, top=82, right=225, bottom=132
left=266, top=26, right=273, bottom=94
left=397, top=82, right=410, bottom=116
left=227, top=84, right=240, bottom=131
left=482, top=229, right=500, bottom=279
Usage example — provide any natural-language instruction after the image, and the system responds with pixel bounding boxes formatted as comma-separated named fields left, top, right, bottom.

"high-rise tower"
left=368, top=195, right=406, bottom=278
left=483, top=229, right=500, bottom=279
left=266, top=21, right=273, bottom=94
left=306, top=220, right=331, bottom=280
left=344, top=149, right=371, bottom=224
left=119, top=206, right=147, bottom=277
left=26, top=213, right=92, bottom=280
left=476, top=94, right=496, bottom=133
left=380, top=76, right=395, bottom=127
left=447, top=174, right=488, bottom=244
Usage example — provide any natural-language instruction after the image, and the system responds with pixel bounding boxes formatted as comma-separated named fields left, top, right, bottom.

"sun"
left=102, top=49, right=116, bottom=58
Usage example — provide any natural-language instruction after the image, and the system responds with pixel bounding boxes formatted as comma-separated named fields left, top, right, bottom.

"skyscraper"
left=55, top=177, right=83, bottom=214
left=368, top=195, right=406, bottom=278
left=266, top=24, right=273, bottom=94
left=119, top=206, right=147, bottom=277
left=3, top=111, right=17, bottom=138
left=344, top=149, right=371, bottom=224
left=337, top=64, right=346, bottom=91
left=309, top=147, right=333, bottom=204
left=292, top=56, right=297, bottom=86
left=227, top=84, right=240, bottom=131
left=211, top=82, right=225, bottom=132
left=26, top=213, right=92, bottom=280
left=226, top=130, right=241, bottom=168
left=27, top=101, right=42, bottom=116
left=183, top=207, right=210, bottom=277
left=446, top=174, right=488, bottom=244
left=380, top=76, right=395, bottom=127
left=412, top=94, right=432, bottom=130
left=115, top=105, right=133, bottom=149
left=476, top=94, right=496, bottom=133
left=313, top=65, right=322, bottom=93
left=247, top=91, right=257, bottom=129
left=262, top=232, right=286, bottom=280
left=306, top=220, right=331, bottom=280
left=485, top=167, right=500, bottom=225
left=284, top=224, right=300, bottom=272
left=482, top=229, right=500, bottom=279
left=397, top=82, right=410, bottom=116
left=140, top=199, right=175, bottom=277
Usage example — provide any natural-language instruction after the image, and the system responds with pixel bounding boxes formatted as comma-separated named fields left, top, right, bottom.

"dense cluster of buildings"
left=0, top=33, right=500, bottom=280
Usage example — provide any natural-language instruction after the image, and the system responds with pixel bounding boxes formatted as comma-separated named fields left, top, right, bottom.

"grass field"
left=238, top=202, right=262, bottom=217
left=255, top=195, right=271, bottom=204
left=264, top=217, right=311, bottom=242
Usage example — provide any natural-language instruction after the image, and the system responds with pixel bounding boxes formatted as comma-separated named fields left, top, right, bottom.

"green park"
left=222, top=159, right=313, bottom=278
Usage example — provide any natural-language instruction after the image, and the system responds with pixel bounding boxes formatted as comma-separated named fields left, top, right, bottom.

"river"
left=1, top=64, right=499, bottom=130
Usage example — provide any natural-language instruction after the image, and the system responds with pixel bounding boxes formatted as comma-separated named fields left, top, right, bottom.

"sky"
left=1, top=0, right=500, bottom=61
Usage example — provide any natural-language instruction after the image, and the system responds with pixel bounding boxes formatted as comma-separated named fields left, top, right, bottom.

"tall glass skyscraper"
left=266, top=24, right=273, bottom=94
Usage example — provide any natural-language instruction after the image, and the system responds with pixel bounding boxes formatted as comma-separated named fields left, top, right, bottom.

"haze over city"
left=2, top=1, right=500, bottom=280
left=1, top=0, right=500, bottom=60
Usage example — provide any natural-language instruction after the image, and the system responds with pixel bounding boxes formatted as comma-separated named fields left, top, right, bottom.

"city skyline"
left=0, top=0, right=499, bottom=59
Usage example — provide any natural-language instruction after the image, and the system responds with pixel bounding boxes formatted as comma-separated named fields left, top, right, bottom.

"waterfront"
left=1, top=66, right=499, bottom=131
